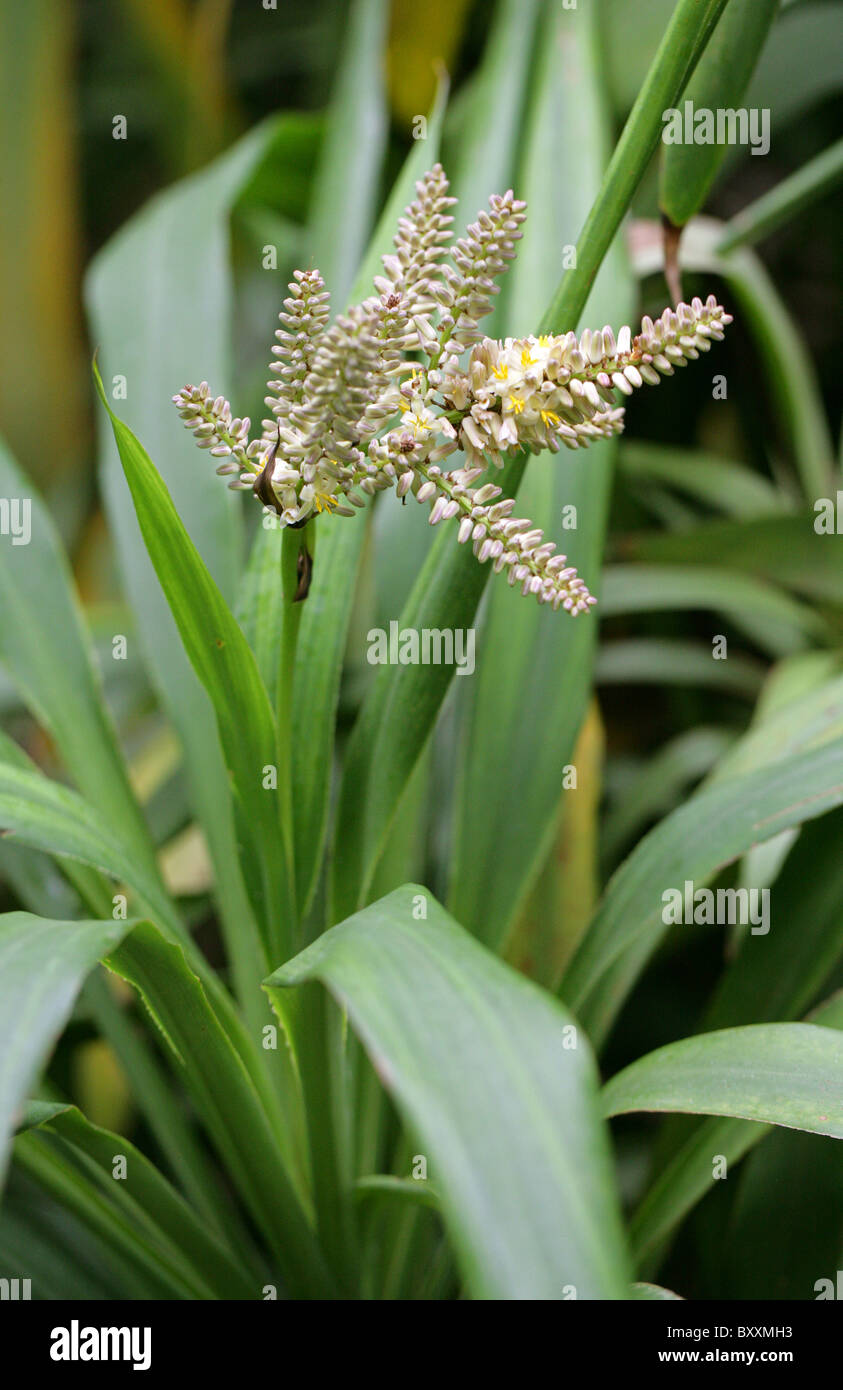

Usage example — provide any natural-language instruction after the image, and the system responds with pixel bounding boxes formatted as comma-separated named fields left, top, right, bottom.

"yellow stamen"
left=314, top=492, right=339, bottom=514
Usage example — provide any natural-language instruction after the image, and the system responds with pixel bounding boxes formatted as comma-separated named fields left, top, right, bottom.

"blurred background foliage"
left=1, top=0, right=842, bottom=1297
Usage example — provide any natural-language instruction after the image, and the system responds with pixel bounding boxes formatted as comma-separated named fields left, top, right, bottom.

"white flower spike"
left=173, top=165, right=732, bottom=614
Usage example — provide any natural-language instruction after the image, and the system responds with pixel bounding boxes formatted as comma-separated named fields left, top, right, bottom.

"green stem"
left=276, top=523, right=316, bottom=958
left=542, top=0, right=731, bottom=335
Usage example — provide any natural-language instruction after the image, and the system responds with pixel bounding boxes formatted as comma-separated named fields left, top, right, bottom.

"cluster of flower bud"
left=173, top=164, right=731, bottom=614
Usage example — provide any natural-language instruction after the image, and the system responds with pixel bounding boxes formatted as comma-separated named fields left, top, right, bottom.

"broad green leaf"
left=267, top=884, right=631, bottom=1300
left=17, top=1103, right=255, bottom=1299
left=603, top=1023, right=843, bottom=1138
left=0, top=761, right=187, bottom=950
left=0, top=911, right=131, bottom=1186
left=14, top=1126, right=206, bottom=1300
left=235, top=522, right=284, bottom=705
left=706, top=672, right=843, bottom=784
left=601, top=565, right=827, bottom=657
left=0, top=735, right=235, bottom=1237
left=94, top=374, right=289, bottom=963
left=0, top=438, right=165, bottom=892
left=0, top=758, right=296, bottom=1170
left=659, top=0, right=778, bottom=227
left=108, top=921, right=332, bottom=1297
left=629, top=953, right=843, bottom=1273
left=446, top=0, right=544, bottom=248
left=448, top=0, right=633, bottom=953
left=562, top=739, right=843, bottom=1048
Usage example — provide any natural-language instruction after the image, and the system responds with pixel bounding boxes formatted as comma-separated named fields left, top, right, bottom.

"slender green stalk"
left=542, top=0, right=731, bottom=334
left=276, top=523, right=317, bottom=957
left=717, top=137, right=843, bottom=253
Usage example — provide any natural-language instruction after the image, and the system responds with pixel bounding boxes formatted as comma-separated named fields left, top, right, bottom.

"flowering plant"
left=175, top=166, right=731, bottom=614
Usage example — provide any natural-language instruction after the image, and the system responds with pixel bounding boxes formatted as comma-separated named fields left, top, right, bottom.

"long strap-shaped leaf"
left=266, top=884, right=631, bottom=1300
left=107, top=922, right=333, bottom=1297
left=0, top=759, right=303, bottom=1182
left=629, top=825, right=843, bottom=1271
left=562, top=738, right=843, bottom=1048
left=0, top=438, right=169, bottom=903
left=0, top=911, right=132, bottom=1186
left=16, top=1103, right=256, bottom=1299
left=94, top=367, right=290, bottom=964
left=603, top=1023, right=843, bottom=1138
left=85, top=118, right=296, bottom=1014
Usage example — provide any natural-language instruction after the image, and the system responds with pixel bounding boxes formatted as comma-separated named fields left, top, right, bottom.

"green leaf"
left=596, top=639, right=764, bottom=699
left=543, top=0, right=730, bottom=333
left=267, top=884, right=631, bottom=1300
left=0, top=438, right=165, bottom=892
left=602, top=727, right=736, bottom=868
left=659, top=0, right=778, bottom=227
left=85, top=119, right=293, bottom=1014
left=0, top=761, right=187, bottom=951
left=446, top=0, right=544, bottom=241
left=305, top=0, right=388, bottom=307
left=704, top=808, right=843, bottom=1032
left=107, top=921, right=332, bottom=1297
left=601, top=564, right=827, bottom=657
left=627, top=922, right=843, bottom=1273
left=562, top=738, right=843, bottom=1049
left=94, top=371, right=289, bottom=963
left=603, top=1023, right=843, bottom=1138
left=0, top=911, right=131, bottom=1186
left=619, top=512, right=843, bottom=610
left=17, top=1103, right=256, bottom=1299
left=631, top=217, right=836, bottom=500
left=725, top=1123, right=843, bottom=1299
left=618, top=440, right=787, bottom=520
left=235, top=522, right=284, bottom=706
left=631, top=1281, right=683, bottom=1300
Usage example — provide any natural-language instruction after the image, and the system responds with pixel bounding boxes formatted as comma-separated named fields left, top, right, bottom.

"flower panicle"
left=172, top=165, right=732, bottom=614
left=412, top=463, right=595, bottom=614
left=172, top=382, right=262, bottom=488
